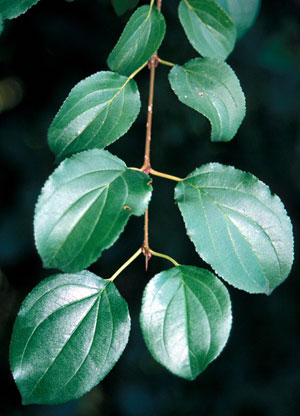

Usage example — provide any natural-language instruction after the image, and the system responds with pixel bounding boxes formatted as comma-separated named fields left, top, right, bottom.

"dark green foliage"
left=140, top=266, right=232, bottom=379
left=8, top=0, right=294, bottom=406
left=10, top=271, right=130, bottom=404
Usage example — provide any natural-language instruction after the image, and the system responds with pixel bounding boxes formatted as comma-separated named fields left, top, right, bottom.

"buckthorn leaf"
left=48, top=71, right=141, bottom=162
left=215, top=0, right=261, bottom=38
left=112, top=0, right=140, bottom=16
left=140, top=266, right=232, bottom=380
left=175, top=163, right=294, bottom=294
left=169, top=58, right=245, bottom=142
left=10, top=271, right=130, bottom=405
left=34, top=149, right=152, bottom=272
left=0, top=0, right=39, bottom=19
left=178, top=0, right=236, bottom=60
left=107, top=5, right=166, bottom=76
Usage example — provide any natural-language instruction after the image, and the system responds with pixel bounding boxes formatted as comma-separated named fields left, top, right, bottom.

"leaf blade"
left=140, top=266, right=232, bottom=380
left=175, top=163, right=294, bottom=294
left=10, top=271, right=130, bottom=405
left=107, top=5, right=166, bottom=76
left=169, top=57, right=245, bottom=142
left=34, top=149, right=152, bottom=272
left=48, top=71, right=141, bottom=162
left=216, top=0, right=261, bottom=38
left=112, top=0, right=140, bottom=16
left=0, top=0, right=39, bottom=19
left=178, top=0, right=236, bottom=60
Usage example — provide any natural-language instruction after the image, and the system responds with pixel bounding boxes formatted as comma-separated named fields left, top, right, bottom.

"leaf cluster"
left=5, top=0, right=294, bottom=407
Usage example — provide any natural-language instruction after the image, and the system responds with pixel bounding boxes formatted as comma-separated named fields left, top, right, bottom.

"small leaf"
left=168, top=57, right=245, bottom=142
left=10, top=271, right=130, bottom=405
left=107, top=5, right=166, bottom=76
left=48, top=71, right=141, bottom=162
left=112, top=0, right=140, bottom=16
left=0, top=0, right=39, bottom=19
left=175, top=163, right=294, bottom=294
left=140, top=266, right=232, bottom=380
left=34, top=149, right=152, bottom=272
left=215, top=0, right=261, bottom=38
left=178, top=0, right=236, bottom=60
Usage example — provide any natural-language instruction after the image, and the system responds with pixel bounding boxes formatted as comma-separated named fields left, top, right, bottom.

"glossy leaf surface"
left=178, top=0, right=236, bottom=60
left=175, top=163, right=294, bottom=294
left=216, top=0, right=261, bottom=38
left=107, top=5, right=166, bottom=76
left=48, top=71, right=141, bottom=162
left=10, top=271, right=130, bottom=405
left=34, top=149, right=152, bottom=272
left=140, top=266, right=232, bottom=380
left=169, top=58, right=245, bottom=142
left=112, top=0, right=140, bottom=16
left=0, top=0, right=39, bottom=19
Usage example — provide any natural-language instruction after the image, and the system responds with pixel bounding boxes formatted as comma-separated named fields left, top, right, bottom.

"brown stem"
left=141, top=0, right=163, bottom=268
left=156, top=0, right=162, bottom=11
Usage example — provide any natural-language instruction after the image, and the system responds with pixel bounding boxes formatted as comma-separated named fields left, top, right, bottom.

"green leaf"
left=10, top=271, right=130, bottom=405
left=215, top=0, right=261, bottom=38
left=107, top=5, right=166, bottom=76
left=140, top=266, right=232, bottom=380
left=0, top=0, right=39, bottom=19
left=178, top=0, right=236, bottom=60
left=175, top=163, right=294, bottom=294
left=168, top=57, right=245, bottom=142
left=34, top=149, right=152, bottom=272
left=48, top=71, right=141, bottom=162
left=112, top=0, right=140, bottom=16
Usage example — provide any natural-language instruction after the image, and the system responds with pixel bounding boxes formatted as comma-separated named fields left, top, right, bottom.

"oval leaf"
left=48, top=71, right=141, bottom=162
left=178, top=0, right=236, bottom=60
left=175, top=163, right=294, bottom=294
left=34, top=149, right=152, bottom=272
left=216, top=0, right=261, bottom=38
left=10, top=271, right=130, bottom=405
left=112, top=0, right=140, bottom=16
left=107, top=5, right=166, bottom=76
left=0, top=0, right=39, bottom=19
left=140, top=266, right=232, bottom=380
left=168, top=57, right=246, bottom=142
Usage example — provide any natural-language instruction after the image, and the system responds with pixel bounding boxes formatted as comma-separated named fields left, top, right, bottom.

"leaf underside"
left=48, top=71, right=141, bottom=162
left=175, top=163, right=294, bottom=294
left=140, top=265, right=232, bottom=380
left=169, top=57, right=246, bottom=142
left=107, top=5, right=166, bottom=76
left=34, top=149, right=152, bottom=272
left=9, top=271, right=130, bottom=405
left=178, top=0, right=236, bottom=60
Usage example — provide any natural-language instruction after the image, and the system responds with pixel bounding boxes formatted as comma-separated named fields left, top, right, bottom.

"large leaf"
left=10, top=271, right=130, bottom=405
left=175, top=163, right=294, bottom=294
left=169, top=58, right=245, bottom=142
left=140, top=266, right=232, bottom=380
left=112, top=0, right=140, bottom=16
left=107, top=5, right=166, bottom=76
left=34, top=149, right=152, bottom=272
left=216, top=0, right=261, bottom=38
left=48, top=71, right=141, bottom=162
left=178, top=0, right=236, bottom=60
left=0, top=0, right=39, bottom=19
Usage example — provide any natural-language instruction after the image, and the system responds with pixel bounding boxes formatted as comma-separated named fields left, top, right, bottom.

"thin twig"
left=141, top=0, right=163, bottom=268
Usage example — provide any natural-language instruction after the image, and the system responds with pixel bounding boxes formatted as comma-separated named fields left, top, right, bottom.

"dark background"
left=0, top=0, right=299, bottom=415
